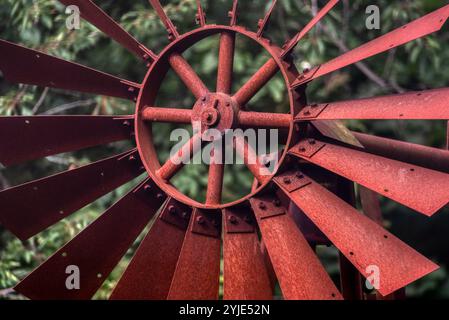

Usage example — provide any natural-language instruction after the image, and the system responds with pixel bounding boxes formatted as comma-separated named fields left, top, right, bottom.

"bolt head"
left=283, top=177, right=291, bottom=184
left=258, top=202, right=267, bottom=210
left=196, top=216, right=205, bottom=225
left=273, top=199, right=281, bottom=207
left=168, top=205, right=176, bottom=214
left=228, top=215, right=238, bottom=224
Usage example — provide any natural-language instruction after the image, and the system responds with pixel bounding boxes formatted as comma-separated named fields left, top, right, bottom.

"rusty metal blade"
left=290, top=139, right=449, bottom=216
left=296, top=88, right=449, bottom=120
left=167, top=209, right=221, bottom=300
left=0, top=39, right=140, bottom=100
left=110, top=198, right=191, bottom=300
left=229, top=0, right=238, bottom=26
left=58, top=0, right=156, bottom=61
left=282, top=0, right=340, bottom=56
left=14, top=179, right=166, bottom=300
left=222, top=207, right=272, bottom=300
left=275, top=172, right=439, bottom=296
left=293, top=5, right=449, bottom=86
left=0, top=115, right=133, bottom=167
left=249, top=195, right=342, bottom=300
left=0, top=150, right=144, bottom=240
left=148, top=0, right=179, bottom=40
left=353, top=131, right=449, bottom=174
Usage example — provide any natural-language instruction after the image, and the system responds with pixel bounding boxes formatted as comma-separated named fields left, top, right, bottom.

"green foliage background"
left=1, top=0, right=449, bottom=299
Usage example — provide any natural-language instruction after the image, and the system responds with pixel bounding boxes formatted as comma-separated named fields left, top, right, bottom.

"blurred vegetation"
left=1, top=0, right=449, bottom=299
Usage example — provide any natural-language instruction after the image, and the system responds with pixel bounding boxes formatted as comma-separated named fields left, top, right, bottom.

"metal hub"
left=192, top=92, right=237, bottom=141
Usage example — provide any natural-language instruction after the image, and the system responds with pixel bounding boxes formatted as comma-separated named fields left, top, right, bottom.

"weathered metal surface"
left=142, top=107, right=192, bottom=124
left=110, top=198, right=191, bottom=300
left=276, top=171, right=439, bottom=297
left=290, top=139, right=449, bottom=216
left=233, top=58, right=279, bottom=107
left=217, top=32, right=235, bottom=94
left=195, top=0, right=206, bottom=27
left=223, top=206, right=272, bottom=299
left=206, top=147, right=224, bottom=205
left=148, top=0, right=179, bottom=40
left=0, top=39, right=140, bottom=100
left=282, top=0, right=340, bottom=56
left=0, top=150, right=144, bottom=240
left=353, top=131, right=449, bottom=174
left=296, top=88, right=449, bottom=120
left=250, top=196, right=342, bottom=300
left=238, top=111, right=291, bottom=128
left=14, top=179, right=166, bottom=300
left=167, top=209, right=221, bottom=300
left=0, top=115, right=133, bottom=167
left=58, top=0, right=156, bottom=62
left=256, top=0, right=277, bottom=38
left=234, top=136, right=272, bottom=184
left=168, top=53, right=209, bottom=99
left=293, top=4, right=449, bottom=86
left=228, top=0, right=239, bottom=26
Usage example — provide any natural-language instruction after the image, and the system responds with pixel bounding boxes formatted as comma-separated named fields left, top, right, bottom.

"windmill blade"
left=0, top=115, right=134, bottom=167
left=167, top=209, right=221, bottom=300
left=195, top=0, right=206, bottom=27
left=249, top=195, right=342, bottom=300
left=0, top=150, right=144, bottom=240
left=289, top=139, right=449, bottom=216
left=110, top=198, right=191, bottom=300
left=282, top=0, right=340, bottom=56
left=14, top=179, right=166, bottom=300
left=353, top=131, right=449, bottom=174
left=59, top=0, right=156, bottom=61
left=275, top=172, right=439, bottom=296
left=0, top=39, right=140, bottom=100
left=293, top=5, right=449, bottom=86
left=222, top=207, right=272, bottom=300
left=256, top=0, right=278, bottom=38
left=148, top=0, right=179, bottom=40
left=296, top=88, right=449, bottom=120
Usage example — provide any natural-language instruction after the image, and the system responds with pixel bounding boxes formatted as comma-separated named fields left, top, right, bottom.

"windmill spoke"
left=157, top=132, right=204, bottom=180
left=169, top=53, right=210, bottom=99
left=281, top=0, right=340, bottom=56
left=256, top=0, right=278, bottom=38
left=14, top=179, right=166, bottom=300
left=296, top=88, right=449, bottom=120
left=250, top=195, right=342, bottom=299
left=275, top=171, right=439, bottom=297
left=0, top=40, right=140, bottom=100
left=59, top=0, right=157, bottom=62
left=205, top=146, right=224, bottom=205
left=233, top=58, right=279, bottom=107
left=110, top=198, right=191, bottom=299
left=293, top=5, right=449, bottom=86
left=217, top=32, right=236, bottom=94
left=142, top=106, right=192, bottom=124
left=289, top=139, right=449, bottom=216
left=229, top=0, right=239, bottom=26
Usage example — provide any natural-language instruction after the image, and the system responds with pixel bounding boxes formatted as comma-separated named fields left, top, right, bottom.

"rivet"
left=228, top=215, right=238, bottom=224
left=128, top=155, right=136, bottom=161
left=201, top=96, right=207, bottom=102
left=168, top=205, right=176, bottom=214
left=243, top=216, right=252, bottom=223
left=273, top=199, right=281, bottom=207
left=303, top=110, right=311, bottom=116
left=311, top=104, right=319, bottom=108
left=196, top=216, right=205, bottom=225
left=308, top=139, right=316, bottom=145
left=283, top=177, right=291, bottom=184
left=299, top=147, right=306, bottom=152
left=258, top=202, right=267, bottom=210
left=123, top=120, right=131, bottom=126
left=144, top=184, right=152, bottom=192
left=296, top=172, right=304, bottom=179
left=181, top=211, right=189, bottom=219
left=156, top=192, right=164, bottom=199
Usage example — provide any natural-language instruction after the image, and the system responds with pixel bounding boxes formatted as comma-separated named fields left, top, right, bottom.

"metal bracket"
left=291, top=65, right=321, bottom=88
left=274, top=171, right=312, bottom=193
left=296, top=104, right=328, bottom=120
left=250, top=195, right=286, bottom=220
left=223, top=207, right=255, bottom=234
left=291, top=139, right=326, bottom=158
left=159, top=198, right=191, bottom=230
left=191, top=209, right=221, bottom=238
